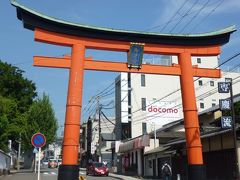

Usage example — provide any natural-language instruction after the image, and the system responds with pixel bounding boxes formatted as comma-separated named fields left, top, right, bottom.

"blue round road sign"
left=31, top=133, right=46, bottom=148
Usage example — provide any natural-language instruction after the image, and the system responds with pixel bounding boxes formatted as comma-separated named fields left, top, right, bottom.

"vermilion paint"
left=34, top=28, right=222, bottom=166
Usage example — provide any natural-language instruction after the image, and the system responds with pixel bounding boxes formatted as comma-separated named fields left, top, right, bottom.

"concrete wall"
left=0, top=150, right=11, bottom=175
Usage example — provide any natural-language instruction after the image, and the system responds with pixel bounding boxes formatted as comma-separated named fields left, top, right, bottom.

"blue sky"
left=0, top=0, right=240, bottom=135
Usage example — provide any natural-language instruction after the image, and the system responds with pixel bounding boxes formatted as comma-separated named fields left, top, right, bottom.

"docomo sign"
left=148, top=106, right=179, bottom=114
left=147, top=101, right=180, bottom=119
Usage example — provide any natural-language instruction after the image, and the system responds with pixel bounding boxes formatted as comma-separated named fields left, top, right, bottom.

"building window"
left=210, top=81, right=214, bottom=86
left=200, top=102, right=204, bottom=109
left=197, top=58, right=201, bottom=64
left=142, top=98, right=146, bottom=111
left=212, top=103, right=216, bottom=107
left=198, top=80, right=203, bottom=86
left=141, top=74, right=146, bottom=87
left=142, top=122, right=147, bottom=134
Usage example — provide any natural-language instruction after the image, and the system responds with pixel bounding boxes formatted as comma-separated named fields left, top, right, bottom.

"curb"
left=109, top=173, right=142, bottom=180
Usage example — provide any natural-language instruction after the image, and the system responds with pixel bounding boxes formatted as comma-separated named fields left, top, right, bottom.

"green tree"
left=0, top=60, right=37, bottom=151
left=23, top=93, right=58, bottom=150
left=0, top=60, right=58, bottom=152
left=0, top=60, right=37, bottom=112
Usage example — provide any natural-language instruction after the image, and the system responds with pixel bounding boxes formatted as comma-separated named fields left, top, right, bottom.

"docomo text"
left=147, top=106, right=179, bottom=114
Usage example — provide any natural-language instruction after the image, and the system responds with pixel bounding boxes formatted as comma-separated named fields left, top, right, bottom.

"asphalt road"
left=0, top=167, right=120, bottom=180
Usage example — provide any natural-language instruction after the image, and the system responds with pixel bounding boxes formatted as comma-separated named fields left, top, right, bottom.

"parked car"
left=86, top=162, right=109, bottom=176
left=48, top=159, right=58, bottom=168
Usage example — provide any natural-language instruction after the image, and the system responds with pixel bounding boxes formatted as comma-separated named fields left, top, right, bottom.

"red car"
left=86, top=162, right=109, bottom=176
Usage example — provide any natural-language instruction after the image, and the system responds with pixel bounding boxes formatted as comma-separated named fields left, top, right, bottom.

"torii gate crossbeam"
left=11, top=1, right=236, bottom=179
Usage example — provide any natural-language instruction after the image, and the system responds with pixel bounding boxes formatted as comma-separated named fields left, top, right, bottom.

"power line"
left=169, top=0, right=200, bottom=33
left=120, top=52, right=240, bottom=122
left=160, top=0, right=189, bottom=32
left=144, top=1, right=219, bottom=33
left=132, top=66, right=240, bottom=125
left=179, top=0, right=210, bottom=33
left=132, top=76, right=240, bottom=125
left=189, top=0, right=225, bottom=33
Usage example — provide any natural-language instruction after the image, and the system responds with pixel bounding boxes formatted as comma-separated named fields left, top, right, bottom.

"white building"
left=114, top=55, right=240, bottom=176
left=90, top=117, right=116, bottom=165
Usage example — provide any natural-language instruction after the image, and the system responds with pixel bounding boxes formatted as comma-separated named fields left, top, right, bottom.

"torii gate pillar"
left=58, top=44, right=85, bottom=179
left=179, top=52, right=204, bottom=178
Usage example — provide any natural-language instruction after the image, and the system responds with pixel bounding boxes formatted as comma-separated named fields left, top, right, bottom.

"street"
left=0, top=167, right=121, bottom=180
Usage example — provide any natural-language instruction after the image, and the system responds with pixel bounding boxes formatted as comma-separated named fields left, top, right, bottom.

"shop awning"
left=118, top=134, right=150, bottom=153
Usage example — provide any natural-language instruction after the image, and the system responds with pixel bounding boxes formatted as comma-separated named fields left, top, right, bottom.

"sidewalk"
left=109, top=173, right=142, bottom=180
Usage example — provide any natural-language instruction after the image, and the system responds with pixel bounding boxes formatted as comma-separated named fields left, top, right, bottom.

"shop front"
left=118, top=134, right=150, bottom=176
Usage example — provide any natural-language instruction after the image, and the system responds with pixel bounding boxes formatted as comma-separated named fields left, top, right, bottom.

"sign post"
left=33, top=148, right=38, bottom=173
left=31, top=133, right=46, bottom=180
left=218, top=80, right=239, bottom=178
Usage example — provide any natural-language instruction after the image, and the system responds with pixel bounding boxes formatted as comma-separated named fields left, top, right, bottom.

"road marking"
left=43, top=172, right=57, bottom=175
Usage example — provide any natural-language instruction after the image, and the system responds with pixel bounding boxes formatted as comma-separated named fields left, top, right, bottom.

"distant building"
left=82, top=117, right=115, bottom=167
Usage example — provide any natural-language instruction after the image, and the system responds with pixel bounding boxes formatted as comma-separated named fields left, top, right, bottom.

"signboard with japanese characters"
left=219, top=99, right=231, bottom=110
left=127, top=43, right=144, bottom=69
left=221, top=116, right=232, bottom=129
left=218, top=82, right=230, bottom=93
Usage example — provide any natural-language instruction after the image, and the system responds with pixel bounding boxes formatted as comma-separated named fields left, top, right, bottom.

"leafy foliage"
left=0, top=60, right=57, bottom=152
left=0, top=60, right=37, bottom=112
left=23, top=94, right=58, bottom=150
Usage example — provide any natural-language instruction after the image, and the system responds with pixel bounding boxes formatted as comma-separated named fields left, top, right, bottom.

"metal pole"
left=154, top=123, right=156, bottom=148
left=230, top=82, right=239, bottom=179
left=38, top=147, right=41, bottom=180
left=98, top=97, right=102, bottom=162
left=34, top=153, right=37, bottom=173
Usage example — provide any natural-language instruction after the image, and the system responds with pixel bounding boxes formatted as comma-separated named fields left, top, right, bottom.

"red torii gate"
left=12, top=1, right=235, bottom=180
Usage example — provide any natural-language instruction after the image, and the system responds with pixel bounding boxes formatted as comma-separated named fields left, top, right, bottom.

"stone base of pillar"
left=188, top=164, right=206, bottom=180
left=58, top=164, right=79, bottom=180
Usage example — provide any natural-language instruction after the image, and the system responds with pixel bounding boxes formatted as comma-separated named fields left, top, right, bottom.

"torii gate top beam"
left=12, top=0, right=235, bottom=48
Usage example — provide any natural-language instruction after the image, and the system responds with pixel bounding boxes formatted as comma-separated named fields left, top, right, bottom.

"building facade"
left=114, top=55, right=240, bottom=176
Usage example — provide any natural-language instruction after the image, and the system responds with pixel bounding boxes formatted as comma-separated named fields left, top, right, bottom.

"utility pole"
left=86, top=117, right=92, bottom=164
left=97, top=96, right=102, bottom=163
left=151, top=122, right=156, bottom=148
left=154, top=123, right=156, bottom=148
